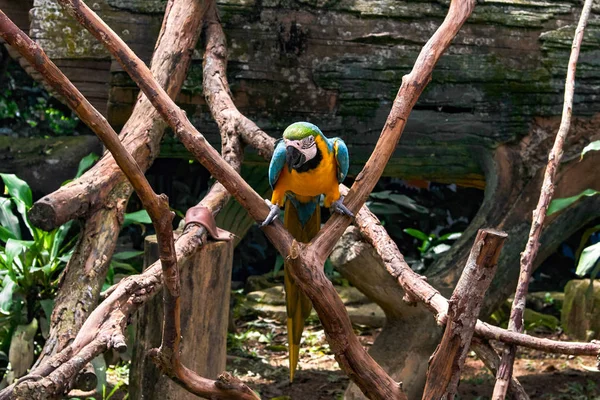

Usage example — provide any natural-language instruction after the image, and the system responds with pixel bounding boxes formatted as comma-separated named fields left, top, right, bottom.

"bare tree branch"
left=0, top=9, right=257, bottom=400
left=310, top=0, right=477, bottom=260
left=471, top=339, right=529, bottom=400
left=351, top=192, right=600, bottom=356
left=423, top=229, right=507, bottom=400
left=28, top=0, right=209, bottom=231
left=493, top=0, right=596, bottom=397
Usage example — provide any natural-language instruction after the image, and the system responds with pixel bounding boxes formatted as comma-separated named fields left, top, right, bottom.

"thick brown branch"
left=311, top=0, right=476, bottom=260
left=0, top=10, right=257, bottom=400
left=492, top=0, right=595, bottom=397
left=423, top=229, right=507, bottom=400
left=286, top=248, right=406, bottom=399
left=55, top=0, right=293, bottom=257
left=28, top=0, right=208, bottom=231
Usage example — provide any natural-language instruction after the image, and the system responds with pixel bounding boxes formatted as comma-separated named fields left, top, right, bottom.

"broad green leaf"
left=123, top=210, right=152, bottom=227
left=91, top=355, right=107, bottom=393
left=75, top=153, right=99, bottom=179
left=387, top=194, right=429, bottom=214
left=0, top=197, right=20, bottom=240
left=39, top=299, right=54, bottom=322
left=367, top=202, right=403, bottom=215
left=369, top=190, right=393, bottom=200
left=5, top=239, right=30, bottom=270
left=438, top=232, right=462, bottom=242
left=575, top=242, right=600, bottom=277
left=0, top=174, right=32, bottom=209
left=109, top=260, right=139, bottom=274
left=575, top=224, right=600, bottom=260
left=0, top=226, right=16, bottom=243
left=0, top=276, right=16, bottom=314
left=547, top=188, right=599, bottom=215
left=403, top=228, right=429, bottom=242
left=432, top=243, right=452, bottom=254
left=111, top=250, right=143, bottom=261
left=50, top=221, right=73, bottom=260
left=581, top=140, right=600, bottom=159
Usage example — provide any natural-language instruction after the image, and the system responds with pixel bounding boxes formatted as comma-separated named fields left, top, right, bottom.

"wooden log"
left=28, top=0, right=600, bottom=185
left=422, top=228, right=507, bottom=400
left=129, top=234, right=233, bottom=400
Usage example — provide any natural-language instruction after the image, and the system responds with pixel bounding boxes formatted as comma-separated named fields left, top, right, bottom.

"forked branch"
left=0, top=10, right=257, bottom=400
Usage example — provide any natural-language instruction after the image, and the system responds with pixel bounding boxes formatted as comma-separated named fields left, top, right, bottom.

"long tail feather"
left=283, top=199, right=320, bottom=382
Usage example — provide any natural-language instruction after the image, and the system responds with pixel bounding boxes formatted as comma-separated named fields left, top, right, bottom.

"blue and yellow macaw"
left=260, top=121, right=353, bottom=382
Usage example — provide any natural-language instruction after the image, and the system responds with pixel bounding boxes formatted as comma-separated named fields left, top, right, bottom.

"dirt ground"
left=226, top=318, right=600, bottom=400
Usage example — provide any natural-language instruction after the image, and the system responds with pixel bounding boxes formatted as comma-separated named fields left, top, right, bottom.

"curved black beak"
left=286, top=146, right=305, bottom=170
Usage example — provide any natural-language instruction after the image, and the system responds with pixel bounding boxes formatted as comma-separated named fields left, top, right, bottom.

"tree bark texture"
left=130, top=235, right=233, bottom=400
left=29, top=0, right=208, bottom=370
left=422, top=229, right=507, bottom=400
left=25, top=0, right=600, bottom=183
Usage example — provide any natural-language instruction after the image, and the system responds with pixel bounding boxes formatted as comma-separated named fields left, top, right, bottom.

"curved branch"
left=351, top=190, right=600, bottom=356
left=55, top=0, right=293, bottom=257
left=28, top=0, right=209, bottom=231
left=0, top=10, right=257, bottom=400
left=310, top=0, right=477, bottom=259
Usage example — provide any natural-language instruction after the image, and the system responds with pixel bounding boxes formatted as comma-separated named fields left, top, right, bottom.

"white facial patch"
left=285, top=137, right=318, bottom=164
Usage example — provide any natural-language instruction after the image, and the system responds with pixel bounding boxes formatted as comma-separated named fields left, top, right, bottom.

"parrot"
left=260, top=121, right=353, bottom=382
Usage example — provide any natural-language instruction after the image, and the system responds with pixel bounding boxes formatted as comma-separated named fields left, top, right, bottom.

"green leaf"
left=581, top=140, right=600, bottom=159
left=369, top=190, right=392, bottom=200
left=123, top=210, right=152, bottom=227
left=109, top=260, right=139, bottom=274
left=575, top=242, right=600, bottom=277
left=386, top=194, right=429, bottom=214
left=0, top=197, right=20, bottom=240
left=547, top=188, right=599, bottom=215
left=367, top=202, right=403, bottom=215
left=111, top=250, right=143, bottom=261
left=39, top=299, right=54, bottom=322
left=0, top=226, right=16, bottom=243
left=75, top=153, right=99, bottom=179
left=403, top=228, right=428, bottom=242
left=273, top=254, right=284, bottom=276
left=438, top=232, right=462, bottom=242
left=0, top=174, right=32, bottom=209
left=0, top=275, right=16, bottom=314
left=50, top=221, right=73, bottom=260
left=431, top=243, right=452, bottom=254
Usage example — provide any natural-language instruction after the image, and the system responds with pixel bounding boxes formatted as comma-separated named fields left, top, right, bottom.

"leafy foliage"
left=548, top=142, right=600, bottom=282
left=366, top=181, right=478, bottom=272
left=0, top=156, right=147, bottom=382
left=0, top=173, right=77, bottom=378
left=0, top=69, right=81, bottom=137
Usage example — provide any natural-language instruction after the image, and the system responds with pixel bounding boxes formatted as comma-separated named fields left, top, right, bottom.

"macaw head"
left=282, top=122, right=322, bottom=170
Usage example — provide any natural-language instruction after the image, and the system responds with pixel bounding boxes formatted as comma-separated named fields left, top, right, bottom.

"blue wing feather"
left=269, top=139, right=287, bottom=189
left=332, top=138, right=349, bottom=183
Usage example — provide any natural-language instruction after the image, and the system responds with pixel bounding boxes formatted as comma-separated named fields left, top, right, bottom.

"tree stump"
left=129, top=235, right=233, bottom=400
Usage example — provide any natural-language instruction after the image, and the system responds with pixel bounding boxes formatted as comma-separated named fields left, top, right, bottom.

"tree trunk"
left=130, top=235, right=233, bottom=400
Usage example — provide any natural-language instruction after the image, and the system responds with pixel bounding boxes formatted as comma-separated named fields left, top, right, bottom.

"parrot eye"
left=301, top=136, right=315, bottom=149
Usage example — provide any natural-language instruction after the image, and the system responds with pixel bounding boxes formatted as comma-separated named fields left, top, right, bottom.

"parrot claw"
left=260, top=199, right=280, bottom=227
left=330, top=196, right=354, bottom=218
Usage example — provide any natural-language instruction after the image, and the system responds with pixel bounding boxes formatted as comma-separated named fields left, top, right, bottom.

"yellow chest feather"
left=275, top=139, right=338, bottom=200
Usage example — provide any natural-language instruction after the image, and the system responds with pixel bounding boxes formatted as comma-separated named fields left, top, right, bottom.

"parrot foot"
left=259, top=199, right=280, bottom=227
left=330, top=196, right=354, bottom=218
